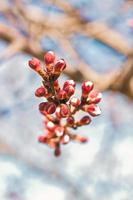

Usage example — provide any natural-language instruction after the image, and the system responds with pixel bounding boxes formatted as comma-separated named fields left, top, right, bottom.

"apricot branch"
left=28, top=51, right=102, bottom=156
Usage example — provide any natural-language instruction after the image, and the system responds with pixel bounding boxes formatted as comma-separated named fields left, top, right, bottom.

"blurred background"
left=0, top=0, right=133, bottom=200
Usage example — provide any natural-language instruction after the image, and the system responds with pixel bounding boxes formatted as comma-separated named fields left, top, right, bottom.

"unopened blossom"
left=28, top=51, right=102, bottom=156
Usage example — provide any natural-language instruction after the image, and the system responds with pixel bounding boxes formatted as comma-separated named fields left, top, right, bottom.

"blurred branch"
left=0, top=1, right=133, bottom=99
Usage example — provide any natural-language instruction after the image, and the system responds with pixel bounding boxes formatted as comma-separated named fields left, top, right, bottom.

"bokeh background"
left=0, top=0, right=133, bottom=200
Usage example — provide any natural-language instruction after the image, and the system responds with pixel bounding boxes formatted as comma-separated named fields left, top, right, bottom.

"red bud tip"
left=87, top=91, right=102, bottom=104
left=82, top=81, right=94, bottom=94
left=39, top=102, right=48, bottom=112
left=79, top=137, right=88, bottom=143
left=46, top=102, right=56, bottom=114
left=61, top=135, right=70, bottom=144
left=63, top=85, right=75, bottom=97
left=83, top=104, right=101, bottom=117
left=60, top=104, right=70, bottom=118
left=80, top=116, right=91, bottom=125
left=70, top=97, right=81, bottom=107
left=54, top=59, right=66, bottom=72
left=74, top=135, right=88, bottom=143
left=53, top=80, right=60, bottom=92
left=55, top=107, right=61, bottom=118
left=53, top=80, right=59, bottom=87
left=67, top=116, right=75, bottom=125
left=39, top=102, right=56, bottom=114
left=55, top=127, right=64, bottom=137
left=28, top=58, right=41, bottom=71
left=57, top=90, right=67, bottom=100
left=46, top=121, right=56, bottom=131
left=44, top=51, right=55, bottom=65
left=38, top=135, right=47, bottom=143
left=35, top=86, right=47, bottom=97
left=63, top=80, right=76, bottom=89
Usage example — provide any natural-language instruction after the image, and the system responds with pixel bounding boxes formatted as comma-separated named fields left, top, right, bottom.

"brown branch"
left=0, top=22, right=133, bottom=99
left=0, top=0, right=133, bottom=99
left=1, top=1, right=132, bottom=56
left=45, top=0, right=133, bottom=56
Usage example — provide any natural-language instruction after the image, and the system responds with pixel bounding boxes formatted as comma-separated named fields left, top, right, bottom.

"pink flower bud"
left=28, top=57, right=41, bottom=71
left=46, top=102, right=56, bottom=114
left=55, top=127, right=64, bottom=137
left=46, top=121, right=56, bottom=131
left=87, top=91, right=102, bottom=104
left=82, top=104, right=101, bottom=117
left=74, top=135, right=88, bottom=143
left=70, top=97, right=81, bottom=107
left=63, top=85, right=75, bottom=97
left=39, top=102, right=56, bottom=114
left=61, top=135, right=70, bottom=144
left=63, top=80, right=76, bottom=89
left=80, top=116, right=91, bottom=125
left=82, top=81, right=94, bottom=94
left=79, top=137, right=88, bottom=143
left=44, top=51, right=55, bottom=65
left=67, top=116, right=75, bottom=125
left=57, top=90, right=67, bottom=100
left=55, top=107, right=61, bottom=118
left=38, top=135, right=47, bottom=143
left=39, top=102, right=48, bottom=112
left=53, top=80, right=60, bottom=92
left=35, top=86, right=48, bottom=97
left=47, top=131, right=55, bottom=138
left=54, top=59, right=66, bottom=72
left=60, top=104, right=70, bottom=118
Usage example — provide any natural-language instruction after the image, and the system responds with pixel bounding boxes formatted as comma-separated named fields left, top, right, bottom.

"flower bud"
left=63, top=85, right=75, bottom=97
left=39, top=102, right=56, bottom=114
left=82, top=104, right=101, bottom=117
left=38, top=135, right=47, bottom=143
left=74, top=135, right=88, bottom=143
left=82, top=81, right=94, bottom=95
left=57, top=90, right=67, bottom=100
left=61, top=135, right=70, bottom=144
left=67, top=116, right=75, bottom=125
left=63, top=80, right=76, bottom=90
left=79, top=137, right=88, bottom=143
left=60, top=104, right=70, bottom=118
left=80, top=116, right=91, bottom=125
left=70, top=97, right=81, bottom=107
left=53, top=80, right=60, bottom=92
left=35, top=86, right=48, bottom=97
left=28, top=57, right=41, bottom=71
left=39, top=102, right=48, bottom=112
left=55, top=107, right=61, bottom=118
left=46, top=121, right=56, bottom=131
left=55, top=127, right=64, bottom=137
left=54, top=59, right=66, bottom=72
left=44, top=51, right=55, bottom=65
left=87, top=91, right=102, bottom=104
left=46, top=102, right=56, bottom=114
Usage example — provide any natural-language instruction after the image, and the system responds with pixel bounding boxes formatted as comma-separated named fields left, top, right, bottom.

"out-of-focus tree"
left=0, top=0, right=133, bottom=99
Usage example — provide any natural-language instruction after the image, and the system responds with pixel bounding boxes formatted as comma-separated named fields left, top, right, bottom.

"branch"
left=0, top=0, right=133, bottom=99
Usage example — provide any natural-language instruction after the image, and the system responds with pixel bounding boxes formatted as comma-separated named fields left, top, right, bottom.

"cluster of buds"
left=28, top=51, right=102, bottom=156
